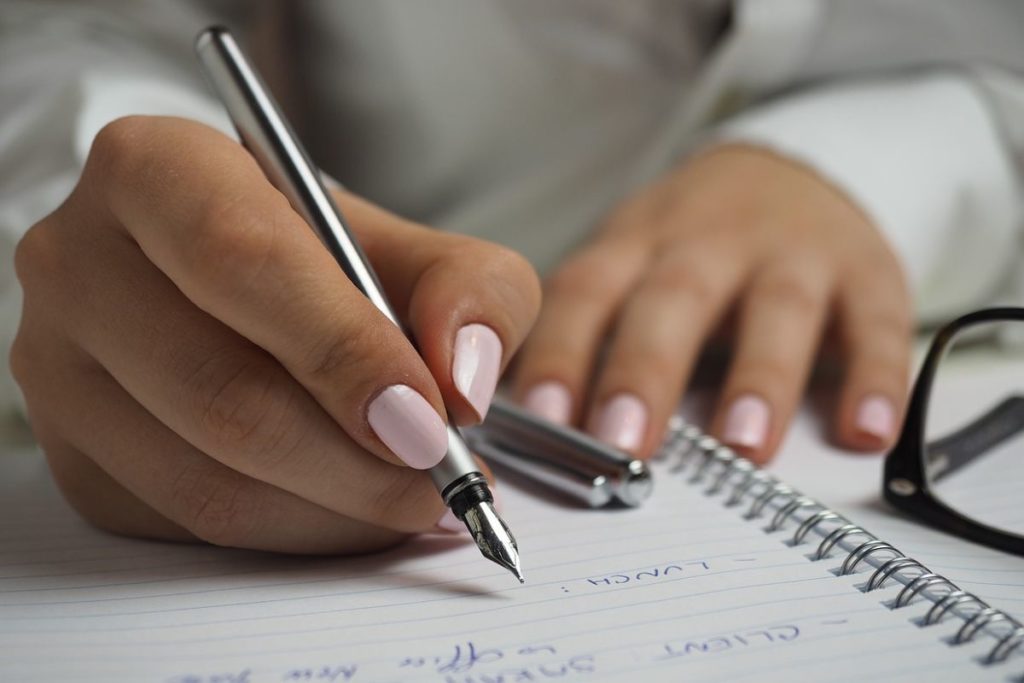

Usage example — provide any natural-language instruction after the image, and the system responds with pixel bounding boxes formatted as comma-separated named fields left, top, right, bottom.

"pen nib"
left=462, top=501, right=524, bottom=583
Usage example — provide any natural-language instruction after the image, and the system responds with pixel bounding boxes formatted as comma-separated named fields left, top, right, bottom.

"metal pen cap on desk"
left=464, top=397, right=653, bottom=507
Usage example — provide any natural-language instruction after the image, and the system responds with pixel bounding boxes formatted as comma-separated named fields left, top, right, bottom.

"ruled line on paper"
left=2, top=596, right=891, bottom=668
left=0, top=533, right=790, bottom=604
left=0, top=501, right=731, bottom=566
left=0, top=553, right=812, bottom=624
left=0, top=519, right=758, bottom=593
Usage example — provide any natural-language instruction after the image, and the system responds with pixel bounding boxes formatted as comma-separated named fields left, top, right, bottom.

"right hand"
left=10, top=116, right=540, bottom=554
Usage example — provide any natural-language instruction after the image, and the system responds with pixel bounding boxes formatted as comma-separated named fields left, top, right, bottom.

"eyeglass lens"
left=924, top=319, right=1024, bottom=538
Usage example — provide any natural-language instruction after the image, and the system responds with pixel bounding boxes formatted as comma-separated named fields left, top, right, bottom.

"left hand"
left=512, top=144, right=912, bottom=463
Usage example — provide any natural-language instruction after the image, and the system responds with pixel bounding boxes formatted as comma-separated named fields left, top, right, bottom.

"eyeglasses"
left=884, top=307, right=1024, bottom=557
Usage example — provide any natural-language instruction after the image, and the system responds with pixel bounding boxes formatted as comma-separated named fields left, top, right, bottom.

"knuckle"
left=89, top=116, right=154, bottom=183
left=452, top=240, right=542, bottom=333
left=483, top=242, right=539, bottom=286
left=301, top=322, right=382, bottom=387
left=860, top=309, right=912, bottom=344
left=8, top=331, right=33, bottom=388
left=845, top=308, right=913, bottom=356
left=483, top=244, right=542, bottom=313
left=640, top=259, right=719, bottom=305
left=546, top=252, right=616, bottom=302
left=188, top=192, right=284, bottom=301
left=189, top=354, right=297, bottom=463
left=14, top=221, right=62, bottom=291
left=753, top=273, right=824, bottom=316
left=38, top=440, right=136, bottom=539
left=172, top=462, right=261, bottom=547
left=41, top=442, right=93, bottom=512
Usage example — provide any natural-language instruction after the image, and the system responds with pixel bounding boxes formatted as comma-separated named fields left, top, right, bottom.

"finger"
left=77, top=116, right=447, bottom=470
left=26, top=354, right=416, bottom=554
left=584, top=242, right=748, bottom=456
left=710, top=253, right=834, bottom=463
left=512, top=237, right=651, bottom=426
left=335, top=192, right=542, bottom=424
left=25, top=227, right=451, bottom=535
left=35, top=432, right=193, bottom=543
left=832, top=255, right=912, bottom=451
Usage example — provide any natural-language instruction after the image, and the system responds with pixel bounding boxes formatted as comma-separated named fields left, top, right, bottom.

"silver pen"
left=465, top=397, right=653, bottom=508
left=194, top=26, right=522, bottom=582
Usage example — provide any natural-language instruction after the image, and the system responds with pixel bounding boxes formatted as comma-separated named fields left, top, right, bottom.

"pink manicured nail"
left=522, top=381, right=572, bottom=424
left=723, top=394, right=771, bottom=450
left=367, top=385, right=448, bottom=469
left=436, top=508, right=466, bottom=533
left=856, top=394, right=895, bottom=442
left=452, top=324, right=503, bottom=421
left=593, top=393, right=648, bottom=452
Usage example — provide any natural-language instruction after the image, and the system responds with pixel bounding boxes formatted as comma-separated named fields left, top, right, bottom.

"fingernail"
left=522, top=381, right=572, bottom=424
left=593, top=393, right=648, bottom=452
left=856, top=394, right=895, bottom=442
left=723, top=394, right=771, bottom=450
left=367, top=385, right=448, bottom=469
left=436, top=508, right=467, bottom=534
left=452, top=324, right=503, bottom=421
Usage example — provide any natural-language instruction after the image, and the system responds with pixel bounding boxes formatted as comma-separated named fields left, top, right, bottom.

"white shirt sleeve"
left=714, top=73, right=1024, bottom=325
left=0, top=1, right=232, bottom=419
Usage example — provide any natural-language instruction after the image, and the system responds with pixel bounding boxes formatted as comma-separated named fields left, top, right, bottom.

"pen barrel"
left=194, top=27, right=398, bottom=324
left=195, top=27, right=485, bottom=496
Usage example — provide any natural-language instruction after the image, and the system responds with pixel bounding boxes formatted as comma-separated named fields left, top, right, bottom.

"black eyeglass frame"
left=883, top=306, right=1024, bottom=557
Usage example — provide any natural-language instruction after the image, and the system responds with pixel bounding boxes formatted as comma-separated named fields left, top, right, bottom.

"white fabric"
left=1, top=0, right=1024, bottom=419
left=718, top=74, right=1022, bottom=324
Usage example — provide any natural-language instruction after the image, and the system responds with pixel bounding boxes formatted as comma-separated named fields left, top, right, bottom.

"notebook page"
left=0, top=449, right=1011, bottom=683
left=766, top=361, right=1024, bottom=619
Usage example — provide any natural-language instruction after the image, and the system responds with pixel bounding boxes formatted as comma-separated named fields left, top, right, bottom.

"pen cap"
left=464, top=432, right=616, bottom=508
left=475, top=398, right=653, bottom=506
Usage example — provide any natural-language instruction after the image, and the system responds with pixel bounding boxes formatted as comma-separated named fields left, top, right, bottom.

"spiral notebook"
left=1, top=419, right=1023, bottom=683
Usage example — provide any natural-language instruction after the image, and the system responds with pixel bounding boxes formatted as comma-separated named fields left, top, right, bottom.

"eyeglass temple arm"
left=926, top=395, right=1024, bottom=482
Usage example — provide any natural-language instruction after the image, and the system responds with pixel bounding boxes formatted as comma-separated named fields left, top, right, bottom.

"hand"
left=10, top=116, right=540, bottom=554
left=513, top=144, right=911, bottom=462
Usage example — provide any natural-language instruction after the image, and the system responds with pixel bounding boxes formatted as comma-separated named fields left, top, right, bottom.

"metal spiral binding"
left=894, top=573, right=955, bottom=608
left=815, top=523, right=869, bottom=560
left=705, top=447, right=752, bottom=496
left=955, top=608, right=1014, bottom=645
left=767, top=496, right=816, bottom=533
left=792, top=510, right=842, bottom=546
left=659, top=418, right=1024, bottom=671
left=746, top=482, right=796, bottom=520
left=924, top=591, right=986, bottom=626
left=688, top=436, right=724, bottom=483
left=988, top=627, right=1024, bottom=664
left=726, top=468, right=769, bottom=508
left=838, top=540, right=902, bottom=576
left=865, top=557, right=928, bottom=592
